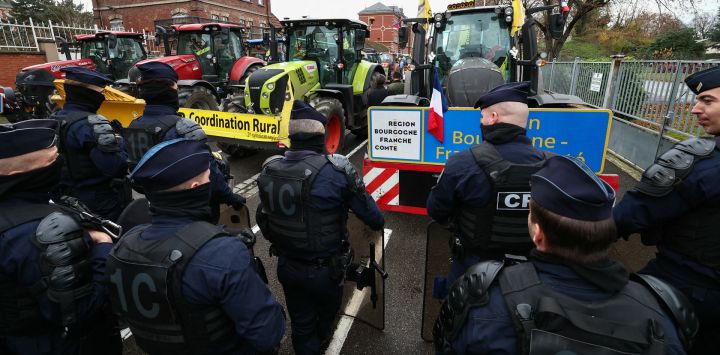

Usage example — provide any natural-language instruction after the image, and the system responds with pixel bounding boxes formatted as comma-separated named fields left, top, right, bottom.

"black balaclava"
left=0, top=157, right=63, bottom=199
left=139, top=79, right=180, bottom=112
left=145, top=182, right=212, bottom=222
left=64, top=85, right=105, bottom=113
left=290, top=133, right=326, bottom=153
left=480, top=122, right=526, bottom=145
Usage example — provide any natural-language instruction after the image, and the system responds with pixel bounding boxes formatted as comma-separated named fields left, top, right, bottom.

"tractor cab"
left=284, top=18, right=368, bottom=87
left=172, top=23, right=246, bottom=82
left=76, top=32, right=147, bottom=80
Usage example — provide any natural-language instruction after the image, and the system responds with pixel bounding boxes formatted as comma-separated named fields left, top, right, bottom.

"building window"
left=109, top=18, right=124, bottom=31
left=211, top=14, right=219, bottom=20
left=248, top=20, right=253, bottom=27
left=239, top=19, right=246, bottom=25
left=221, top=16, right=229, bottom=22
left=258, top=0, right=264, bottom=5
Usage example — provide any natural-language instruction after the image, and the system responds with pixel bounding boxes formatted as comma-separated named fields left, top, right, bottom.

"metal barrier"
left=544, top=58, right=720, bottom=171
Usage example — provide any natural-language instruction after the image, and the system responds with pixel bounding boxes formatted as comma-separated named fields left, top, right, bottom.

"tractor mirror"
left=398, top=27, right=408, bottom=49
left=549, top=12, right=564, bottom=40
left=354, top=30, right=365, bottom=51
left=108, top=34, right=118, bottom=49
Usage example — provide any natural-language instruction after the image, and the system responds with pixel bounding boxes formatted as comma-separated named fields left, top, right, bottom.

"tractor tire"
left=310, top=97, right=345, bottom=154
left=239, top=64, right=261, bottom=85
left=217, top=93, right=258, bottom=159
left=179, top=86, right=219, bottom=110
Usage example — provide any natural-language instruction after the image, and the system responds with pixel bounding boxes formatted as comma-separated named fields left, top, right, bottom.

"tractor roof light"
left=337, top=63, right=345, bottom=69
left=505, top=15, right=512, bottom=23
left=435, top=21, right=442, bottom=28
left=504, top=7, right=513, bottom=15
left=434, top=13, right=443, bottom=22
left=536, top=58, right=547, bottom=67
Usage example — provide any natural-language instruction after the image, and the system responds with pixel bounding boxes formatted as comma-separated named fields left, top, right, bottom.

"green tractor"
left=222, top=18, right=385, bottom=155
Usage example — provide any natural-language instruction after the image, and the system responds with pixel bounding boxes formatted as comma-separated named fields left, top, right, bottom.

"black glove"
left=230, top=193, right=246, bottom=210
left=237, top=227, right=256, bottom=248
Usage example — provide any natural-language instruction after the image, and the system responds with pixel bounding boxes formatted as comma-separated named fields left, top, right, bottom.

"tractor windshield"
left=177, top=30, right=243, bottom=81
left=81, top=38, right=110, bottom=74
left=287, top=25, right=339, bottom=84
left=433, top=11, right=511, bottom=78
left=107, top=37, right=146, bottom=79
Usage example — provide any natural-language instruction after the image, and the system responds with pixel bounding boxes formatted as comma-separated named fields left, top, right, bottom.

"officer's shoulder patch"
left=262, top=155, right=283, bottom=168
left=87, top=114, right=110, bottom=125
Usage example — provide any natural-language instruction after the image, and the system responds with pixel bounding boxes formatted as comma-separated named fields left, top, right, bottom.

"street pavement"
left=120, top=131, right=653, bottom=355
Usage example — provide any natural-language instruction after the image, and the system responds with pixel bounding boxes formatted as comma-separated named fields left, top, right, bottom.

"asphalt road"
left=119, top=131, right=654, bottom=355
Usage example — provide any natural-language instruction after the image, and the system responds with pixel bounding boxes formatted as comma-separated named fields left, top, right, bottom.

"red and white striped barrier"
left=362, top=165, right=399, bottom=207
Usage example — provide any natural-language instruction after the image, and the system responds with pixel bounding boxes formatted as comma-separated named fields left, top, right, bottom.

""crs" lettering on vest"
left=496, top=192, right=531, bottom=210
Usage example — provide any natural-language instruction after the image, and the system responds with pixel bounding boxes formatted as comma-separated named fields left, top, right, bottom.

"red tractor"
left=13, top=31, right=147, bottom=122
left=123, top=22, right=266, bottom=110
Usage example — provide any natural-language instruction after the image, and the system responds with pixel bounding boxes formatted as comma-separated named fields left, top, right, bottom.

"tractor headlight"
left=434, top=13, right=443, bottom=22
left=504, top=7, right=513, bottom=15
left=263, top=92, right=269, bottom=99
left=266, top=82, right=274, bottom=90
left=505, top=15, right=512, bottom=23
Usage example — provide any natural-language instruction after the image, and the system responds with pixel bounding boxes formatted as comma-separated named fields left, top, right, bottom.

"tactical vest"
left=257, top=155, right=346, bottom=255
left=57, top=111, right=103, bottom=182
left=0, top=203, right=64, bottom=335
left=454, top=142, right=550, bottom=257
left=636, top=137, right=720, bottom=270
left=500, top=263, right=667, bottom=354
left=106, top=222, right=241, bottom=355
left=123, top=115, right=179, bottom=170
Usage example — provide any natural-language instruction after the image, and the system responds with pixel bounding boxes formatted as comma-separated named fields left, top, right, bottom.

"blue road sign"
left=368, top=107, right=612, bottom=173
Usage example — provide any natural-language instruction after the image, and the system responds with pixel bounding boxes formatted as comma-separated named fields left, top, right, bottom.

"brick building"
left=358, top=2, right=411, bottom=55
left=91, top=0, right=280, bottom=35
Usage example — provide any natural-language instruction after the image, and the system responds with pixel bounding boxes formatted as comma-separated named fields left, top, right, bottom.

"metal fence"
left=543, top=58, right=719, bottom=170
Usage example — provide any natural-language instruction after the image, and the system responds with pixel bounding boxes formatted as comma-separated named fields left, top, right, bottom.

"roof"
left=74, top=31, right=143, bottom=41
left=171, top=23, right=243, bottom=31
left=281, top=18, right=367, bottom=28
left=358, top=2, right=404, bottom=15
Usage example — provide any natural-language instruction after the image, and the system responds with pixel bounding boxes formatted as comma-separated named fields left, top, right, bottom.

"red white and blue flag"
left=428, top=67, right=448, bottom=142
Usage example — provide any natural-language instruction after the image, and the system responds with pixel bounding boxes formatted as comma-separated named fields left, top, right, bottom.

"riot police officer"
left=0, top=120, right=120, bottom=354
left=614, top=65, right=720, bottom=354
left=107, top=138, right=285, bottom=355
left=426, top=81, right=552, bottom=288
left=434, top=156, right=694, bottom=354
left=124, top=61, right=245, bottom=222
left=52, top=67, right=129, bottom=221
left=256, top=100, right=384, bottom=355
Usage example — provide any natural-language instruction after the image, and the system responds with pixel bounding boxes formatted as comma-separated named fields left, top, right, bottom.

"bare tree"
left=694, top=11, right=717, bottom=39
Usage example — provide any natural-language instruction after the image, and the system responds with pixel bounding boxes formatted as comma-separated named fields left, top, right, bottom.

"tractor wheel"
left=310, top=97, right=345, bottom=154
left=178, top=86, right=219, bottom=110
left=217, top=93, right=258, bottom=158
left=239, top=64, right=261, bottom=85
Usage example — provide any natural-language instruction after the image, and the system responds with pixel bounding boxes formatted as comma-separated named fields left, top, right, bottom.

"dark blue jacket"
left=130, top=105, right=237, bottom=206
left=258, top=150, right=384, bottom=259
left=613, top=148, right=720, bottom=281
left=451, top=260, right=686, bottom=355
left=53, top=104, right=128, bottom=188
left=0, top=194, right=113, bottom=354
left=427, top=135, right=545, bottom=224
left=135, top=215, right=286, bottom=354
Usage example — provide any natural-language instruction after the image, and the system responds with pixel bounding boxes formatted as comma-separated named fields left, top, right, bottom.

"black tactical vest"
left=257, top=155, right=346, bottom=255
left=454, top=142, right=550, bottom=257
left=106, top=222, right=241, bottom=355
left=637, top=137, right=720, bottom=270
left=0, top=203, right=63, bottom=335
left=123, top=115, right=179, bottom=169
left=57, top=111, right=103, bottom=181
left=499, top=263, right=667, bottom=354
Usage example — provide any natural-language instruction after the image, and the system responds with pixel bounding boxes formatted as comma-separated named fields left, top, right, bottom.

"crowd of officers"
left=0, top=60, right=717, bottom=355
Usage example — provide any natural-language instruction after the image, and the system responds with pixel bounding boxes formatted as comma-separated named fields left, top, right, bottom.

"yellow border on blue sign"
left=366, top=106, right=613, bottom=173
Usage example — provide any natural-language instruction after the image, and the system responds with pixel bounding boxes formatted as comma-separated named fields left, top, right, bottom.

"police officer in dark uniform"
left=52, top=67, right=129, bottom=221
left=426, top=81, right=551, bottom=288
left=434, top=156, right=695, bottom=354
left=256, top=100, right=384, bottom=355
left=614, top=65, right=720, bottom=354
left=124, top=62, right=245, bottom=221
left=0, top=120, right=120, bottom=354
left=107, top=138, right=285, bottom=355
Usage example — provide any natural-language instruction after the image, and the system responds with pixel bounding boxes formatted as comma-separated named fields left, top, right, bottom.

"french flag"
left=428, top=67, right=448, bottom=143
